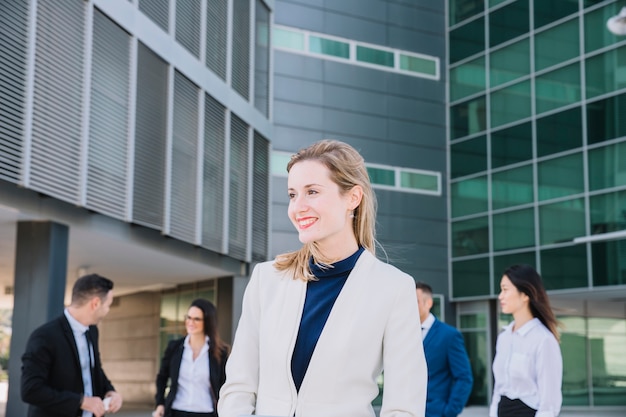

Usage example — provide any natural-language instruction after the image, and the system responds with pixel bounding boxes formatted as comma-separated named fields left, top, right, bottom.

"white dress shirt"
left=171, top=335, right=214, bottom=413
left=64, top=309, right=93, bottom=417
left=489, top=318, right=562, bottom=417
left=421, top=313, right=435, bottom=340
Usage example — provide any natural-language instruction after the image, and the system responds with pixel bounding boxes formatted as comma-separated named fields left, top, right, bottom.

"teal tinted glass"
left=491, top=122, right=532, bottom=169
left=489, top=0, right=529, bottom=48
left=592, top=238, right=626, bottom=286
left=452, top=258, right=490, bottom=297
left=490, top=80, right=531, bottom=128
left=309, top=36, right=349, bottom=58
left=489, top=38, right=529, bottom=88
left=270, top=151, right=291, bottom=175
left=450, top=96, right=487, bottom=139
left=450, top=17, right=485, bottom=64
left=585, top=3, right=623, bottom=53
left=540, top=245, right=588, bottom=289
left=451, top=176, right=488, bottom=218
left=459, top=313, right=487, bottom=329
left=586, top=44, right=626, bottom=99
left=450, top=0, right=484, bottom=26
left=450, top=135, right=487, bottom=178
left=559, top=316, right=590, bottom=406
left=400, top=171, right=438, bottom=192
left=400, top=54, right=437, bottom=76
left=357, top=45, right=394, bottom=67
left=493, top=208, right=535, bottom=251
left=536, top=107, right=582, bottom=157
left=533, top=0, right=579, bottom=29
left=493, top=251, right=536, bottom=292
left=535, top=63, right=581, bottom=114
left=452, top=216, right=489, bottom=257
left=489, top=0, right=507, bottom=7
left=450, top=56, right=485, bottom=102
left=588, top=316, right=626, bottom=405
left=535, top=18, right=579, bottom=71
left=588, top=141, right=626, bottom=191
left=492, top=165, right=533, bottom=210
left=537, top=153, right=584, bottom=201
left=587, top=92, right=626, bottom=145
left=590, top=190, right=626, bottom=236
left=539, top=198, right=585, bottom=245
left=367, top=167, right=395, bottom=186
left=273, top=27, right=304, bottom=50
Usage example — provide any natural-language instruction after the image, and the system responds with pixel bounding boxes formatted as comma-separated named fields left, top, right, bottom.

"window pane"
left=538, top=153, right=584, bottom=201
left=533, top=0, right=579, bottom=29
left=309, top=36, right=349, bottom=58
left=451, top=176, right=488, bottom=218
left=450, top=96, right=487, bottom=139
left=489, top=38, right=530, bottom=87
left=489, top=0, right=529, bottom=48
left=492, top=165, right=533, bottom=210
left=490, top=80, right=531, bottom=128
left=590, top=190, right=626, bottom=236
left=493, top=208, right=535, bottom=251
left=588, top=141, right=626, bottom=191
left=400, top=171, right=438, bottom=192
left=535, top=63, right=581, bottom=114
left=450, top=56, right=485, bottom=102
left=585, top=44, right=626, bottom=99
left=450, top=135, right=487, bottom=178
left=491, top=122, right=532, bottom=169
left=450, top=0, right=484, bottom=26
left=367, top=167, right=395, bottom=186
left=588, top=315, right=626, bottom=405
left=450, top=17, right=485, bottom=64
left=452, top=216, right=489, bottom=256
left=536, top=107, right=582, bottom=157
left=462, top=330, right=490, bottom=405
left=585, top=3, right=623, bottom=53
left=493, top=251, right=536, bottom=292
left=356, top=45, right=393, bottom=67
left=560, top=316, right=590, bottom=406
left=540, top=244, right=588, bottom=289
left=270, top=151, right=291, bottom=175
left=592, top=238, right=626, bottom=286
left=273, top=27, right=304, bottom=50
left=452, top=258, right=490, bottom=297
left=587, top=92, right=626, bottom=145
left=400, top=54, right=437, bottom=76
left=539, top=198, right=585, bottom=245
left=535, top=18, right=579, bottom=71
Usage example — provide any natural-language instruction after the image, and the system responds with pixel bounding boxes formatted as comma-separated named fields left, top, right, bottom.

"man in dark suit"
left=416, top=281, right=473, bottom=417
left=21, top=273, right=123, bottom=417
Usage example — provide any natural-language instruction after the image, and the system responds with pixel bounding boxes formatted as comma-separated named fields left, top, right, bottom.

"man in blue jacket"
left=416, top=281, right=473, bottom=417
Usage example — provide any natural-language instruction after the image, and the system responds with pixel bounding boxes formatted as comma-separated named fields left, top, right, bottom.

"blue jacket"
left=423, top=317, right=473, bottom=417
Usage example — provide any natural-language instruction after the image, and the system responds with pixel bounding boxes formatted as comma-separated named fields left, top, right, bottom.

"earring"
left=349, top=210, right=355, bottom=218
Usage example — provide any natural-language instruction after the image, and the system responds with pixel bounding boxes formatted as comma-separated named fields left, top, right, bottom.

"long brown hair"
left=190, top=298, right=230, bottom=361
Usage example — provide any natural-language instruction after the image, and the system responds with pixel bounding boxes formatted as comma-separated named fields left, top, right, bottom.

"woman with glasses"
left=153, top=298, right=230, bottom=417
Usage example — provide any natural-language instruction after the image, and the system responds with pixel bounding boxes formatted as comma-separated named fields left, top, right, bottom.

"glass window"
left=493, top=208, right=535, bottom=251
left=588, top=141, right=626, bottom=191
left=452, top=258, right=491, bottom=297
left=273, top=27, right=304, bottom=51
left=367, top=166, right=395, bottom=186
left=451, top=176, right=488, bottom=218
left=489, top=0, right=529, bottom=48
left=535, top=63, right=581, bottom=114
left=309, top=36, right=349, bottom=58
left=356, top=45, right=394, bottom=67
left=533, top=0, right=579, bottom=29
left=400, top=54, right=437, bottom=77
left=490, top=80, right=531, bottom=128
left=592, top=238, right=626, bottom=286
left=450, top=135, right=487, bottom=178
left=489, top=0, right=508, bottom=7
left=586, top=92, right=626, bottom=145
left=491, top=122, right=532, bottom=169
left=536, top=107, right=582, bottom=157
left=540, top=244, right=588, bottom=289
left=270, top=151, right=291, bottom=176
left=590, top=190, right=626, bottom=235
left=489, top=38, right=530, bottom=88
left=450, top=17, right=485, bottom=64
left=450, top=56, right=485, bottom=102
left=492, top=165, right=533, bottom=210
left=400, top=170, right=439, bottom=193
left=452, top=216, right=489, bottom=257
left=450, top=95, right=487, bottom=139
left=462, top=330, right=490, bottom=405
left=493, top=251, right=537, bottom=291
left=539, top=198, right=585, bottom=245
left=450, top=0, right=484, bottom=26
left=585, top=3, right=623, bottom=53
left=559, top=315, right=590, bottom=406
left=586, top=44, right=626, bottom=99
left=534, top=18, right=579, bottom=71
left=537, top=153, right=584, bottom=201
left=588, top=314, right=626, bottom=405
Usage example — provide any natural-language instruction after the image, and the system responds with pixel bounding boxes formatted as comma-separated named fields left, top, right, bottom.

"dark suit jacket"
left=423, top=317, right=474, bottom=417
left=21, top=315, right=115, bottom=417
left=155, top=337, right=229, bottom=417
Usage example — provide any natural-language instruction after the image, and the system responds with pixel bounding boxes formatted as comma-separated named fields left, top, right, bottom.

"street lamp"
left=607, top=6, right=626, bottom=36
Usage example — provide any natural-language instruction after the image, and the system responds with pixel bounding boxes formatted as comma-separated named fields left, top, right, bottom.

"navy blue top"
left=290, top=247, right=365, bottom=391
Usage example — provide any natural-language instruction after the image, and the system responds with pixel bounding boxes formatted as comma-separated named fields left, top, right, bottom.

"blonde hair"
left=274, top=139, right=377, bottom=281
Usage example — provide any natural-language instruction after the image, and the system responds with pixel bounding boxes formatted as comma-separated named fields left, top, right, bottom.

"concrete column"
left=6, top=221, right=69, bottom=417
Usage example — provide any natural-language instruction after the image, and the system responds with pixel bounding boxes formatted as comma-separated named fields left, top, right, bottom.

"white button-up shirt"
left=171, top=335, right=214, bottom=413
left=64, top=309, right=93, bottom=417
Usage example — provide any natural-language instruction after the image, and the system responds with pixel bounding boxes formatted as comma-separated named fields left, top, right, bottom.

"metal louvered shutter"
left=228, top=114, right=249, bottom=260
left=169, top=71, right=199, bottom=243
left=132, top=42, right=168, bottom=230
left=86, top=10, right=131, bottom=220
left=252, top=132, right=269, bottom=261
left=28, top=0, right=85, bottom=204
left=231, top=0, right=250, bottom=100
left=138, top=0, right=169, bottom=32
left=0, top=1, right=28, bottom=183
left=205, top=0, right=228, bottom=80
left=202, top=95, right=226, bottom=252
left=175, top=0, right=201, bottom=58
left=254, top=0, right=270, bottom=117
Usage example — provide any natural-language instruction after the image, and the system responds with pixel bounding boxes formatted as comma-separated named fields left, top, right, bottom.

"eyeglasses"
left=184, top=315, right=203, bottom=323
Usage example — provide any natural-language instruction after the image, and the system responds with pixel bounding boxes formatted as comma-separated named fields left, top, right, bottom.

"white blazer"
left=218, top=250, right=427, bottom=417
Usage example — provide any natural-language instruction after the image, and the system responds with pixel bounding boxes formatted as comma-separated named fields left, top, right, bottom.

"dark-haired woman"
left=489, top=264, right=562, bottom=417
left=153, top=298, right=230, bottom=417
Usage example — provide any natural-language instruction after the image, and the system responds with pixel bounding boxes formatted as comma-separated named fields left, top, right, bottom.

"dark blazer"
left=155, top=337, right=229, bottom=417
left=423, top=317, right=474, bottom=417
left=21, top=315, right=115, bottom=417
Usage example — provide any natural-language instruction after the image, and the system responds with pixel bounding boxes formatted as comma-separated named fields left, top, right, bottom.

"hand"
left=81, top=396, right=107, bottom=417
left=153, top=404, right=165, bottom=417
left=104, top=391, right=123, bottom=413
